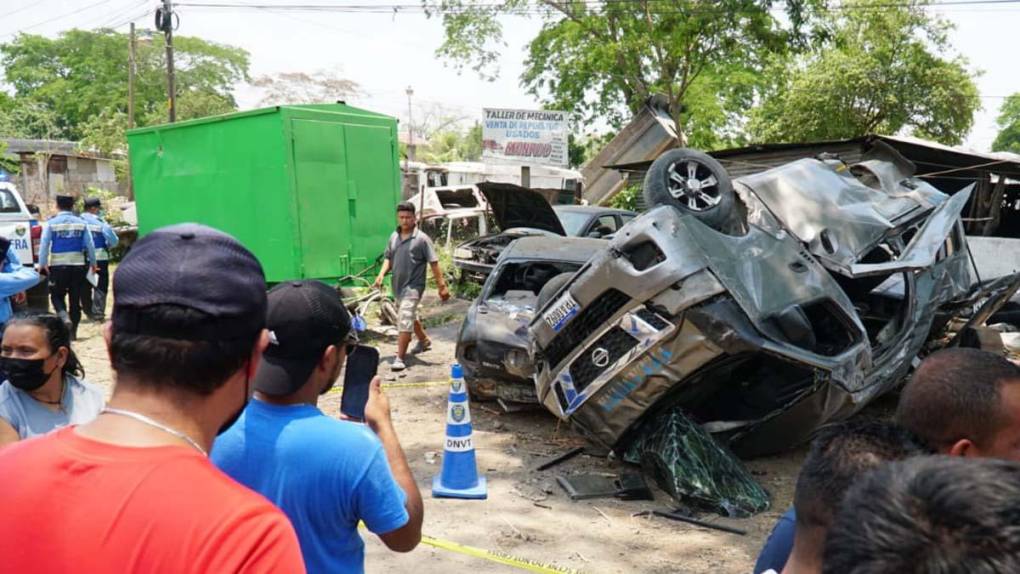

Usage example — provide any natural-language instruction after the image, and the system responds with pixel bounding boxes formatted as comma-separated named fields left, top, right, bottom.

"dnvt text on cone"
left=432, top=363, right=487, bottom=499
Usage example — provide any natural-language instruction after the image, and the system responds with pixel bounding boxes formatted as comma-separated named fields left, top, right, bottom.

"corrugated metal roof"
left=2, top=138, right=109, bottom=160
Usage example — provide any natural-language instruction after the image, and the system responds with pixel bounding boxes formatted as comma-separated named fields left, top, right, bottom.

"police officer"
left=39, top=195, right=96, bottom=339
left=80, top=197, right=118, bottom=321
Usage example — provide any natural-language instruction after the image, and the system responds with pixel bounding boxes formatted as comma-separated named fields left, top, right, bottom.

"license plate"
left=544, top=292, right=580, bottom=332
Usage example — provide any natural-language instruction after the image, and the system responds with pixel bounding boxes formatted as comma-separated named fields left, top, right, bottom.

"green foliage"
left=992, top=94, right=1020, bottom=153
left=748, top=1, right=979, bottom=145
left=0, top=98, right=60, bottom=139
left=0, top=141, right=18, bottom=174
left=431, top=0, right=813, bottom=148
left=419, top=124, right=483, bottom=163
left=609, top=181, right=642, bottom=211
left=0, top=29, right=250, bottom=141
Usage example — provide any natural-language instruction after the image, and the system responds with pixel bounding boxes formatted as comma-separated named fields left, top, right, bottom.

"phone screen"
left=340, top=345, right=379, bottom=421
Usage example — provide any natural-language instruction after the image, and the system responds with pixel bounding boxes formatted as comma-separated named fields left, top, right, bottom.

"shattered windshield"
left=556, top=210, right=590, bottom=236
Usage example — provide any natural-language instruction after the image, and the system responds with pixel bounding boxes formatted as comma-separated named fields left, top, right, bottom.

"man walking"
left=0, top=223, right=305, bottom=572
left=213, top=280, right=423, bottom=573
left=38, top=195, right=95, bottom=339
left=80, top=196, right=118, bottom=321
left=373, top=201, right=449, bottom=371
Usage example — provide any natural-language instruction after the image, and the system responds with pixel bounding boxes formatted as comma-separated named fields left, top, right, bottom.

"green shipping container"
left=127, top=103, right=400, bottom=283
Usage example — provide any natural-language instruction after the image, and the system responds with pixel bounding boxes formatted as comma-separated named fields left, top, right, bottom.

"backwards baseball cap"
left=113, top=223, right=268, bottom=339
left=254, top=280, right=355, bottom=396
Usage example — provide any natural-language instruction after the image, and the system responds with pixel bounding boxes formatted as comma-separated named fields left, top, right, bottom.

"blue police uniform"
left=80, top=211, right=118, bottom=319
left=0, top=247, right=40, bottom=327
left=39, top=210, right=95, bottom=337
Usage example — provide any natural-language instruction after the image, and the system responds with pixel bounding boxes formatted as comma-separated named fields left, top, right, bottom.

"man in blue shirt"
left=79, top=196, right=118, bottom=321
left=38, top=195, right=95, bottom=339
left=213, top=280, right=423, bottom=574
left=0, top=237, right=40, bottom=327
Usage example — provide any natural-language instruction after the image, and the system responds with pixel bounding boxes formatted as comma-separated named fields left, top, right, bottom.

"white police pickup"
left=0, top=182, right=47, bottom=308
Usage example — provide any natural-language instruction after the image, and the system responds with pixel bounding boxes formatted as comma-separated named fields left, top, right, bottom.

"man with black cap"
left=213, top=279, right=423, bottom=574
left=0, top=223, right=305, bottom=572
left=80, top=196, right=118, bottom=321
left=38, top=194, right=95, bottom=339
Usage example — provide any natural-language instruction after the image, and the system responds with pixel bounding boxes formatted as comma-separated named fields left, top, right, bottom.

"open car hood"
left=478, top=182, right=566, bottom=236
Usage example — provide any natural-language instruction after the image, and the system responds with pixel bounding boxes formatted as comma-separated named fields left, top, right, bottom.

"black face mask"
left=1, top=357, right=57, bottom=392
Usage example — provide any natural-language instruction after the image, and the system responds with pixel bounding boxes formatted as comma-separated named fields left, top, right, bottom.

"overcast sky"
left=0, top=0, right=1016, bottom=151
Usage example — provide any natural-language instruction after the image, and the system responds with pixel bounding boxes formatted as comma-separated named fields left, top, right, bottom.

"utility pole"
left=127, top=22, right=137, bottom=199
left=158, top=0, right=176, bottom=123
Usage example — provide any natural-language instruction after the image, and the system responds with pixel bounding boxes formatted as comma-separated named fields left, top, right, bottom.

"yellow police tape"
left=418, top=534, right=582, bottom=574
left=327, top=380, right=450, bottom=397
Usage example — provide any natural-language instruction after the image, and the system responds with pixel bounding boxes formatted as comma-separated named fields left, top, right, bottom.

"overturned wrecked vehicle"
left=453, top=182, right=635, bottom=282
left=456, top=236, right=607, bottom=406
left=529, top=145, right=1020, bottom=512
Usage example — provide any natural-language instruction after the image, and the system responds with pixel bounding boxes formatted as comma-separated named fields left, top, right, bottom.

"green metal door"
left=291, top=119, right=352, bottom=278
left=343, top=124, right=399, bottom=276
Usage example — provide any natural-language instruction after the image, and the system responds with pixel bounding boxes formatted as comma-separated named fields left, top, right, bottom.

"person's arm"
left=373, top=258, right=392, bottom=290
left=364, top=377, right=423, bottom=552
left=429, top=260, right=449, bottom=301
left=103, top=221, right=119, bottom=248
left=425, top=237, right=449, bottom=301
left=0, top=247, right=40, bottom=298
left=83, top=223, right=97, bottom=269
left=38, top=222, right=51, bottom=271
left=0, top=418, right=19, bottom=447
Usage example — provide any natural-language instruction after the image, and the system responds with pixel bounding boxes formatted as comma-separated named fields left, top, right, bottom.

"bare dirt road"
left=74, top=294, right=811, bottom=574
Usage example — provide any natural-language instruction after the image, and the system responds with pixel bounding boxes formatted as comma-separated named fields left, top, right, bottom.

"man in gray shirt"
left=374, top=202, right=450, bottom=371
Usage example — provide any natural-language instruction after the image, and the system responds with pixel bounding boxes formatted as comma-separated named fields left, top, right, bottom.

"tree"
left=748, top=1, right=979, bottom=145
left=417, top=123, right=483, bottom=163
left=429, top=0, right=812, bottom=148
left=0, top=29, right=250, bottom=140
left=251, top=69, right=362, bottom=107
left=992, top=94, right=1020, bottom=153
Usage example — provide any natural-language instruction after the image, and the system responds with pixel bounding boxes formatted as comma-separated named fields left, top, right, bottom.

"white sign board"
left=482, top=108, right=569, bottom=167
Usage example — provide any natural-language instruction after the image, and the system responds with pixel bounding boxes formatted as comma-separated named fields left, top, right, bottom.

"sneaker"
left=391, top=357, right=406, bottom=371
left=410, top=338, right=432, bottom=355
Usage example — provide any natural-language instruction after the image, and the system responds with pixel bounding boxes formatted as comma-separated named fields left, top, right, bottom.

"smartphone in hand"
left=340, top=345, right=379, bottom=421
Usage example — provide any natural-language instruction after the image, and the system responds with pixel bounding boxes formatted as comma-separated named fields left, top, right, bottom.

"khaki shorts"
left=397, top=288, right=421, bottom=333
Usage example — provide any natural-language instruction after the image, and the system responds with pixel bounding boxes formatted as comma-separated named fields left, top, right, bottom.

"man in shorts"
left=374, top=201, right=449, bottom=371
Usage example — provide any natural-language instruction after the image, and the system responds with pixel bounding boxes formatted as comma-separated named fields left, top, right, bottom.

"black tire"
left=537, top=272, right=575, bottom=311
left=643, top=148, right=735, bottom=230
left=380, top=299, right=398, bottom=326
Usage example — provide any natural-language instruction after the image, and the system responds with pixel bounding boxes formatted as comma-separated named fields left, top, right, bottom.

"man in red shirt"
left=0, top=223, right=305, bottom=573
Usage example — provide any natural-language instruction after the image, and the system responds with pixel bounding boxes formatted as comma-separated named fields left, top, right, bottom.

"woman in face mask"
left=0, top=312, right=104, bottom=446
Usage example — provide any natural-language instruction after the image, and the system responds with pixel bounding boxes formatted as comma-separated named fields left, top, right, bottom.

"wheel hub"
left=665, top=159, right=722, bottom=212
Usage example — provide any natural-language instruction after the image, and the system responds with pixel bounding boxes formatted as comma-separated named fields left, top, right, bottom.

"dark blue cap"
left=112, top=223, right=267, bottom=340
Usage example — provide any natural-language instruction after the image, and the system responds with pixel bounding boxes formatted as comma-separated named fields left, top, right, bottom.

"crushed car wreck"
left=456, top=235, right=606, bottom=406
left=528, top=145, right=1020, bottom=513
left=453, top=182, right=635, bottom=282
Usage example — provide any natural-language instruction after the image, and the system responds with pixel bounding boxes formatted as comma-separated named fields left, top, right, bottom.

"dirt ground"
left=75, top=293, right=815, bottom=574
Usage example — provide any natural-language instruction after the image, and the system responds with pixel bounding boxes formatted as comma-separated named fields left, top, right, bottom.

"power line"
left=0, top=0, right=120, bottom=39
left=0, top=0, right=57, bottom=20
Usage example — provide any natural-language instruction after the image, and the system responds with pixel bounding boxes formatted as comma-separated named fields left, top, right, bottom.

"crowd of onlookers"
left=755, top=347, right=1020, bottom=574
left=0, top=222, right=422, bottom=573
left=2, top=201, right=1020, bottom=573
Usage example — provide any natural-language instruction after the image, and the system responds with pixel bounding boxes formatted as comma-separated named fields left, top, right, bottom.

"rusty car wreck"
left=527, top=145, right=1020, bottom=514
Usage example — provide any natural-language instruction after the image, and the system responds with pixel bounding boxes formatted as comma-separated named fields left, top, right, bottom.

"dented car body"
left=456, top=236, right=606, bottom=404
left=530, top=146, right=1020, bottom=458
